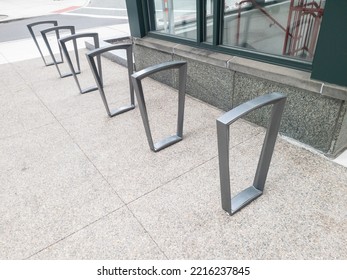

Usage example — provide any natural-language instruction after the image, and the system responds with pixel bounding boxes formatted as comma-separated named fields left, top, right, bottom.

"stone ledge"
left=85, top=36, right=132, bottom=68
left=134, top=37, right=347, bottom=101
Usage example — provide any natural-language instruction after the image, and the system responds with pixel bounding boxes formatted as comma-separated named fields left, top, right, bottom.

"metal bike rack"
left=131, top=61, right=187, bottom=152
left=59, top=33, right=101, bottom=94
left=86, top=43, right=135, bottom=117
left=40, top=26, right=79, bottom=78
left=217, top=92, right=287, bottom=215
left=27, top=20, right=62, bottom=66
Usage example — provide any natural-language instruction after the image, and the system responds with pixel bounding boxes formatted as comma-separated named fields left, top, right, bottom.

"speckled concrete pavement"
left=1, top=28, right=346, bottom=260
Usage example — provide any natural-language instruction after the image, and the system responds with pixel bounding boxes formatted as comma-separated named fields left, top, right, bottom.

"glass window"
left=222, top=0, right=325, bottom=61
left=154, top=0, right=197, bottom=40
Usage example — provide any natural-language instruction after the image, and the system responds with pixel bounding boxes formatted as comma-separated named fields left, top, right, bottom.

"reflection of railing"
left=162, top=0, right=174, bottom=34
left=236, top=0, right=288, bottom=46
left=283, top=0, right=324, bottom=59
left=236, top=0, right=324, bottom=59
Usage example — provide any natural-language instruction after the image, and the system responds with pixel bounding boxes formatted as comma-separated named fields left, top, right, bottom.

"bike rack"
left=40, top=26, right=79, bottom=78
left=59, top=33, right=101, bottom=94
left=217, top=92, right=287, bottom=215
left=131, top=61, right=187, bottom=152
left=86, top=43, right=135, bottom=117
left=27, top=20, right=62, bottom=66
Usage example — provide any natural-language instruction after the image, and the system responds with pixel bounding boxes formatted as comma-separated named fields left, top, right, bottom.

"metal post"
left=217, top=92, right=287, bottom=215
left=131, top=61, right=187, bottom=152
left=86, top=43, right=135, bottom=117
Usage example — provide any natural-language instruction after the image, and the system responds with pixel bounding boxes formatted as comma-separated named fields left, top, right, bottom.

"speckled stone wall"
left=134, top=45, right=234, bottom=111
left=233, top=73, right=344, bottom=153
left=133, top=45, right=175, bottom=88
left=132, top=42, right=347, bottom=156
left=173, top=55, right=234, bottom=111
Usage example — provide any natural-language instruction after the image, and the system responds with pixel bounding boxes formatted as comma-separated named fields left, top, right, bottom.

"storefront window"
left=150, top=0, right=325, bottom=64
left=222, top=0, right=325, bottom=61
left=154, top=0, right=197, bottom=40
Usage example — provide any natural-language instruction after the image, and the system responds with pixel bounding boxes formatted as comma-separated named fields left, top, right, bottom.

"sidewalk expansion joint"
left=25, top=205, right=127, bottom=260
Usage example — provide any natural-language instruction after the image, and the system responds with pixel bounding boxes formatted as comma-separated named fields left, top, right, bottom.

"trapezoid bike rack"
left=131, top=61, right=187, bottom=152
left=59, top=33, right=101, bottom=94
left=27, top=20, right=62, bottom=66
left=41, top=26, right=79, bottom=78
left=86, top=43, right=135, bottom=117
left=217, top=92, right=287, bottom=215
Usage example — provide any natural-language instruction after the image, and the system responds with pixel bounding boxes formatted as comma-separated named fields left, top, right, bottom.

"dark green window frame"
left=126, top=0, right=347, bottom=87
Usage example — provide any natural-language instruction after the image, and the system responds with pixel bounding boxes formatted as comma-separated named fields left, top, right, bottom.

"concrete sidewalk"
left=0, top=30, right=346, bottom=260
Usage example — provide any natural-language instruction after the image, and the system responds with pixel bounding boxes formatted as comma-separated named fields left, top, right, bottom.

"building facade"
left=124, top=0, right=347, bottom=157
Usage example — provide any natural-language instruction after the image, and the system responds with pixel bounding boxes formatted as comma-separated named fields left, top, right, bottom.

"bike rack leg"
left=86, top=43, right=135, bottom=117
left=59, top=33, right=101, bottom=94
left=27, top=20, right=62, bottom=66
left=40, top=26, right=79, bottom=78
left=217, top=92, right=287, bottom=215
left=131, top=61, right=187, bottom=152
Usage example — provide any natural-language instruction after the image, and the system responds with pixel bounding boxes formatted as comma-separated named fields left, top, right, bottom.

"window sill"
left=134, top=36, right=347, bottom=101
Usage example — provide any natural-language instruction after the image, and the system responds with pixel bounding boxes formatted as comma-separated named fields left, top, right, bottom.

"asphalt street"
left=0, top=0, right=128, bottom=42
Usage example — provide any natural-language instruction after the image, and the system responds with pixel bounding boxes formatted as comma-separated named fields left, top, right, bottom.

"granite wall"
left=133, top=39, right=347, bottom=157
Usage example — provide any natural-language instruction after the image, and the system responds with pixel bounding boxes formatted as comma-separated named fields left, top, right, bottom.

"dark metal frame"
left=131, top=61, right=187, bottom=152
left=27, top=20, right=62, bottom=66
left=86, top=44, right=135, bottom=117
left=217, top=92, right=287, bottom=215
left=40, top=26, right=79, bottom=78
left=59, top=33, right=101, bottom=94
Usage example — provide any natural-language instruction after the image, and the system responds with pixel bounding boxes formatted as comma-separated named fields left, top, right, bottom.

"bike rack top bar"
left=40, top=25, right=75, bottom=35
left=217, top=92, right=287, bottom=126
left=87, top=43, right=132, bottom=58
left=131, top=61, right=187, bottom=80
left=27, top=20, right=58, bottom=28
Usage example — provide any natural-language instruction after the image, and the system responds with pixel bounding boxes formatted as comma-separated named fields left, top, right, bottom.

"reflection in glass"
left=223, top=0, right=325, bottom=61
left=205, top=0, right=214, bottom=43
left=154, top=0, right=197, bottom=40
